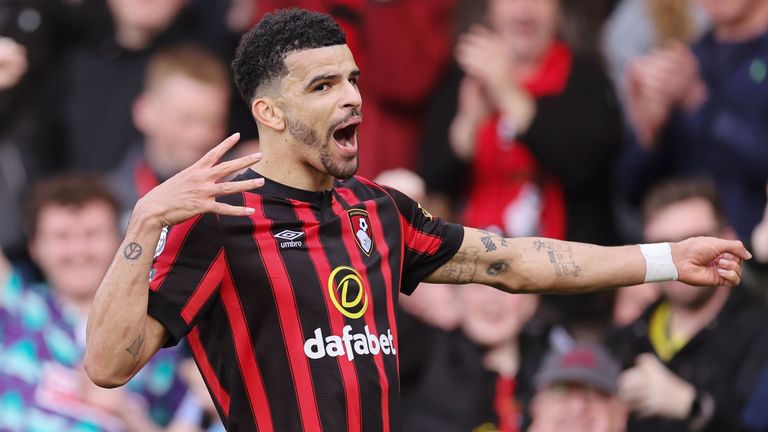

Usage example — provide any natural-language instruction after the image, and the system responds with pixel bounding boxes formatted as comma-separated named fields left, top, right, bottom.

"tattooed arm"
left=85, top=134, right=263, bottom=387
left=425, top=227, right=751, bottom=294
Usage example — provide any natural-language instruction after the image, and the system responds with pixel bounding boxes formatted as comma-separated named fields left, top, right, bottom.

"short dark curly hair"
left=24, top=173, right=120, bottom=239
left=232, top=8, right=347, bottom=103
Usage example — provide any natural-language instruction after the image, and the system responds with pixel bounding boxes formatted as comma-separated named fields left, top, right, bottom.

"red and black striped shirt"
left=147, top=170, right=464, bottom=431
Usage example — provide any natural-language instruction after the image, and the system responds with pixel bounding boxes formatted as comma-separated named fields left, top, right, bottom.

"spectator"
left=0, top=174, right=187, bottom=431
left=110, top=44, right=230, bottom=223
left=49, top=0, right=230, bottom=173
left=422, top=0, right=622, bottom=246
left=402, top=283, right=545, bottom=432
left=528, top=343, right=628, bottom=432
left=0, top=0, right=109, bottom=253
left=421, top=0, right=624, bottom=338
left=602, top=0, right=709, bottom=101
left=621, top=0, right=768, bottom=241
left=612, top=283, right=661, bottom=326
left=610, top=178, right=768, bottom=432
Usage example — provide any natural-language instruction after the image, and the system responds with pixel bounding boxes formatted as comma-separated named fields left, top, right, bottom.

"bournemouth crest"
left=348, top=209, right=374, bottom=256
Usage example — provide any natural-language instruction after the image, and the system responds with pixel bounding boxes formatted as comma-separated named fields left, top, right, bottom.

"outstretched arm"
left=426, top=227, right=750, bottom=293
left=85, top=134, right=263, bottom=388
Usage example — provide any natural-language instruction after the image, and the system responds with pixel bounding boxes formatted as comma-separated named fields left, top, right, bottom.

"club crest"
left=348, top=209, right=374, bottom=256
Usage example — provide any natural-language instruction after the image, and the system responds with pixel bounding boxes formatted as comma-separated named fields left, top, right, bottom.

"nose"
left=341, top=80, right=362, bottom=110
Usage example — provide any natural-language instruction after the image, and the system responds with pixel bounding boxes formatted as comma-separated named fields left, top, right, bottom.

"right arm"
left=84, top=133, right=263, bottom=387
left=84, top=212, right=169, bottom=387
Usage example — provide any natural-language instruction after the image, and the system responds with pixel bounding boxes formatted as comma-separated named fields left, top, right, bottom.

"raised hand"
left=134, top=133, right=264, bottom=228
left=0, top=37, right=27, bottom=90
left=619, top=353, right=696, bottom=419
left=455, top=25, right=515, bottom=97
left=672, top=237, right=752, bottom=287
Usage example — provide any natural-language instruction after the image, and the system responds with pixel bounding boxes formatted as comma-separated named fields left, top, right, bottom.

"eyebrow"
left=304, top=69, right=361, bottom=91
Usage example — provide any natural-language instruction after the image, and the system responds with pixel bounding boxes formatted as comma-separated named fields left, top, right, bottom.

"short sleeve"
left=147, top=212, right=224, bottom=347
left=384, top=187, right=464, bottom=294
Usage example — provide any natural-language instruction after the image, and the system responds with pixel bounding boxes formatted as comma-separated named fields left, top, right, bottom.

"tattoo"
left=123, top=242, right=143, bottom=260
left=481, top=236, right=497, bottom=252
left=439, top=247, right=480, bottom=283
left=478, top=230, right=509, bottom=253
left=532, top=240, right=581, bottom=277
left=487, top=260, right=511, bottom=277
left=126, top=334, right=144, bottom=358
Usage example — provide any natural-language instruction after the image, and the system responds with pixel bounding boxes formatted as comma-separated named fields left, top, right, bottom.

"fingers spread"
left=215, top=178, right=264, bottom=196
left=212, top=202, right=255, bottom=217
left=212, top=152, right=263, bottom=179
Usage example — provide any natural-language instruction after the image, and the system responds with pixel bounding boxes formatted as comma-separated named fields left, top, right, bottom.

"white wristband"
left=640, top=242, right=679, bottom=283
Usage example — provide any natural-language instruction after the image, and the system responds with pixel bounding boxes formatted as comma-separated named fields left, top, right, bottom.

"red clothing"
left=357, top=0, right=455, bottom=177
left=147, top=171, right=464, bottom=430
left=133, top=158, right=161, bottom=198
left=463, top=42, right=573, bottom=239
left=495, top=376, right=521, bottom=432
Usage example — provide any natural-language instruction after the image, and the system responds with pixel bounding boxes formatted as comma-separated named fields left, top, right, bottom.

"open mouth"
left=332, top=119, right=360, bottom=155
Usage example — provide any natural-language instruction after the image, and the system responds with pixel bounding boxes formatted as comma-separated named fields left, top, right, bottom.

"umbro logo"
left=274, top=230, right=305, bottom=249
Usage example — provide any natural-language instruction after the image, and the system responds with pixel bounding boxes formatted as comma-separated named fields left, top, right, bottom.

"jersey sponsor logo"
left=328, top=266, right=368, bottom=319
left=274, top=229, right=305, bottom=249
left=304, top=325, right=396, bottom=361
left=348, top=209, right=374, bottom=255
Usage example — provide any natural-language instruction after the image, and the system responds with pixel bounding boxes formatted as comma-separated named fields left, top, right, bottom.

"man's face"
left=107, top=0, right=188, bottom=33
left=138, top=74, right=229, bottom=176
left=644, top=198, right=724, bottom=309
left=530, top=384, right=627, bottom=432
left=29, top=202, right=120, bottom=302
left=487, top=0, right=560, bottom=62
left=459, top=283, right=538, bottom=347
left=699, top=0, right=759, bottom=28
left=278, top=45, right=362, bottom=179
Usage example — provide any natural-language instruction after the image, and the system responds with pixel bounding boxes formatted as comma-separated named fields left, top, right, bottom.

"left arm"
left=425, top=227, right=750, bottom=293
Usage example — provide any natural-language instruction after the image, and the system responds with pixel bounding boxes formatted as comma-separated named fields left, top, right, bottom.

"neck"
left=114, top=24, right=155, bottom=50
left=715, top=6, right=768, bottom=42
left=483, top=339, right=520, bottom=377
left=144, top=144, right=177, bottom=180
left=55, top=291, right=92, bottom=319
left=253, top=140, right=335, bottom=192
left=515, top=49, right=549, bottom=83
left=668, top=286, right=730, bottom=338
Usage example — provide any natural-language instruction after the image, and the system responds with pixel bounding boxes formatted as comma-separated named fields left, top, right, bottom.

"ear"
left=252, top=98, right=286, bottom=132
left=132, top=93, right=154, bottom=135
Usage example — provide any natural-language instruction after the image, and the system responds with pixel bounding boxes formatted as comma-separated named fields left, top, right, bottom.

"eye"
left=314, top=83, right=331, bottom=92
left=349, top=77, right=359, bottom=86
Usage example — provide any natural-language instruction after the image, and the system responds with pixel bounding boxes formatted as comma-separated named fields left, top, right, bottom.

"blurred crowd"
left=2, top=0, right=768, bottom=431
